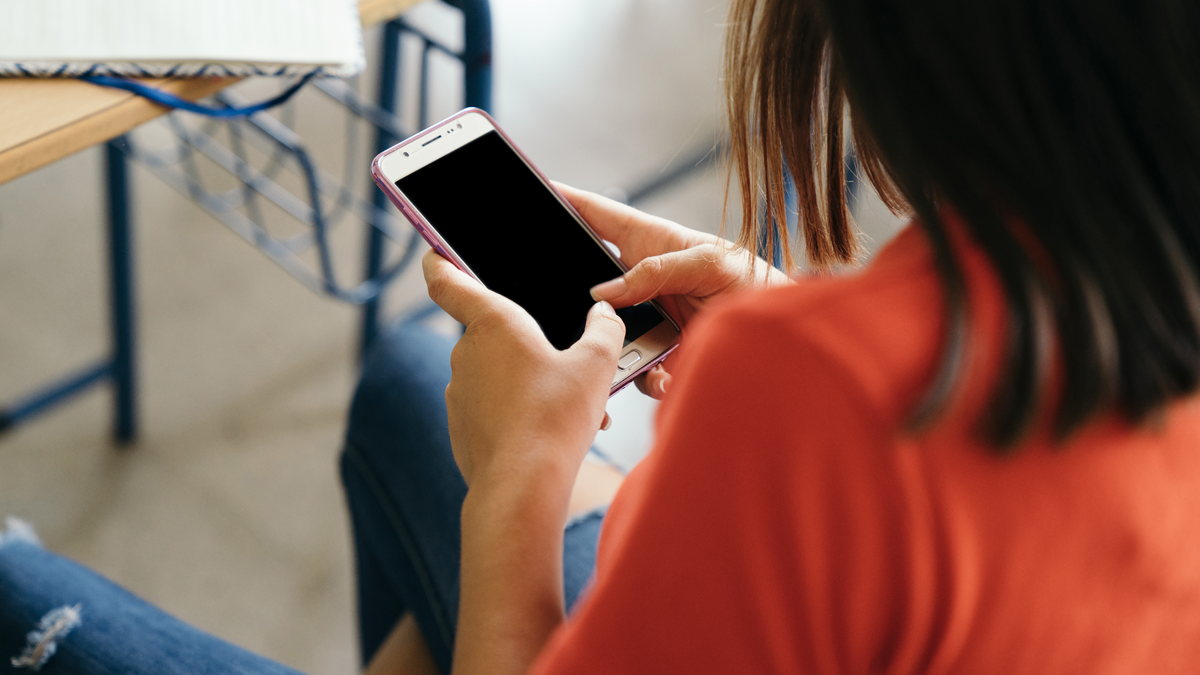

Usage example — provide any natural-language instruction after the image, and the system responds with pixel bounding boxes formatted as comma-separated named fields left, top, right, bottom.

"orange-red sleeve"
left=532, top=295, right=914, bottom=673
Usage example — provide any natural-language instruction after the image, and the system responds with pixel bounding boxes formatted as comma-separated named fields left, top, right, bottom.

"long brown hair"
left=724, top=0, right=1200, bottom=447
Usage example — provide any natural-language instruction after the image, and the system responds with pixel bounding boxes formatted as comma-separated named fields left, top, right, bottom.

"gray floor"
left=0, top=2, right=903, bottom=673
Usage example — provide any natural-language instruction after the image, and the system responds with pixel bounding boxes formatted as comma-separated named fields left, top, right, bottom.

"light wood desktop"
left=0, top=0, right=421, bottom=186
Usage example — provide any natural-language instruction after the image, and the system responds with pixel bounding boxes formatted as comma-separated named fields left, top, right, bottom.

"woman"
left=384, top=0, right=1200, bottom=671
left=4, top=0, right=1200, bottom=672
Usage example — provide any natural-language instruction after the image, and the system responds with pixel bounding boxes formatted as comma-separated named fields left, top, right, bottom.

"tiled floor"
left=0, top=2, right=903, bottom=673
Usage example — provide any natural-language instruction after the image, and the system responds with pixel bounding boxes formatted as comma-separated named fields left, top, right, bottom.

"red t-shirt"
left=532, top=223, right=1200, bottom=673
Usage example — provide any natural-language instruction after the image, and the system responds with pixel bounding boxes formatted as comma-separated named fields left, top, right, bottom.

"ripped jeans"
left=0, top=320, right=605, bottom=674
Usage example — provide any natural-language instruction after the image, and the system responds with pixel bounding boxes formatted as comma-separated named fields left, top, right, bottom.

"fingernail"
left=591, top=299, right=615, bottom=316
left=657, top=379, right=667, bottom=396
left=601, top=414, right=613, bottom=431
left=589, top=276, right=627, bottom=301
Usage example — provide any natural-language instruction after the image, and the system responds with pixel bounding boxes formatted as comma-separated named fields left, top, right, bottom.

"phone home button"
left=618, top=350, right=642, bottom=371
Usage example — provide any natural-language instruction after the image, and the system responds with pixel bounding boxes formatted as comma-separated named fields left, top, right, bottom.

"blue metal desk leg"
left=360, top=19, right=404, bottom=359
left=458, top=0, right=493, bottom=111
left=106, top=136, right=138, bottom=444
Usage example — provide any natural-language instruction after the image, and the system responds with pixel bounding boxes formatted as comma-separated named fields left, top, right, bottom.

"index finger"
left=422, top=249, right=503, bottom=326
left=554, top=183, right=709, bottom=264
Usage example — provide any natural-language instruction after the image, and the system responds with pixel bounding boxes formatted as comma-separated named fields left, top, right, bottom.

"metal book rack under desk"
left=0, top=1, right=493, bottom=441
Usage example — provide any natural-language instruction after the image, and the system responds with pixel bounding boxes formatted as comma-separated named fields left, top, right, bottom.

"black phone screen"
left=396, top=130, right=666, bottom=350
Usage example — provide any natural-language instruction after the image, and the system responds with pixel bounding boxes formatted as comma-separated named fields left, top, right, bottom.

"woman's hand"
left=423, top=249, right=626, bottom=675
left=557, top=184, right=794, bottom=399
left=422, top=249, right=625, bottom=489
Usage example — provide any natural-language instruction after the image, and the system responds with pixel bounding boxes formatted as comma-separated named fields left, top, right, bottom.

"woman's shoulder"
left=682, top=223, right=952, bottom=424
left=706, top=224, right=943, bottom=343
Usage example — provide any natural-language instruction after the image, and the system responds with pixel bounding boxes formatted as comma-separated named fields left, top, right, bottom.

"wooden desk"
left=0, top=0, right=421, bottom=186
left=0, top=0, right=445, bottom=440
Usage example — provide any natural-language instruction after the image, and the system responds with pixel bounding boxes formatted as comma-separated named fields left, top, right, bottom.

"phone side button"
left=617, top=350, right=642, bottom=370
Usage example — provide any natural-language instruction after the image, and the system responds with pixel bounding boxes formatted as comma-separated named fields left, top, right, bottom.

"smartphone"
left=371, top=108, right=680, bottom=395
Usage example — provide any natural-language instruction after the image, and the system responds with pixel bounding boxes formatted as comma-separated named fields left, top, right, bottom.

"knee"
left=349, top=323, right=452, bottom=432
left=0, top=516, right=40, bottom=549
left=343, top=321, right=455, bottom=478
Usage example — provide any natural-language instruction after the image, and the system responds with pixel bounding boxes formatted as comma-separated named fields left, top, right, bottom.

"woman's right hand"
left=557, top=183, right=794, bottom=399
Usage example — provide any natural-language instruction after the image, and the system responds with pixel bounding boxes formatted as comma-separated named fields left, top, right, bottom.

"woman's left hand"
left=422, top=249, right=626, bottom=491
left=424, top=249, right=626, bottom=675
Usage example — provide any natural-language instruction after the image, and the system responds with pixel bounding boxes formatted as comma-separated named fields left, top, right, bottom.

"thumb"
left=589, top=245, right=730, bottom=308
left=570, top=301, right=626, bottom=368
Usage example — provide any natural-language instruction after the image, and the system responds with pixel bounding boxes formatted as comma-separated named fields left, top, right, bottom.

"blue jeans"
left=0, top=321, right=604, bottom=674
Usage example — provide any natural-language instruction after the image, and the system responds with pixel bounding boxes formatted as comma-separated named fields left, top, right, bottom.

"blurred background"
left=0, top=1, right=903, bottom=673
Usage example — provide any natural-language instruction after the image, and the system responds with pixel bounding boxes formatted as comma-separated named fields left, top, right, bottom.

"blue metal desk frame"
left=0, top=0, right=493, bottom=443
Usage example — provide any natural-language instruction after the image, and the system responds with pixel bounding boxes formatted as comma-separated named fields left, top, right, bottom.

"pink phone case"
left=370, top=107, right=678, bottom=396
